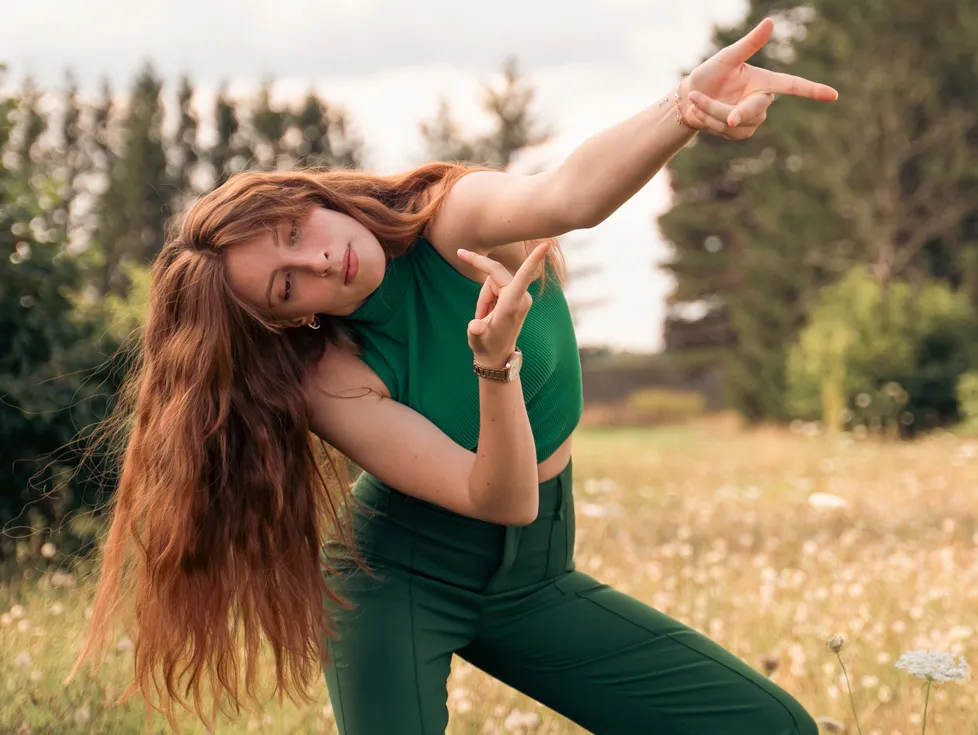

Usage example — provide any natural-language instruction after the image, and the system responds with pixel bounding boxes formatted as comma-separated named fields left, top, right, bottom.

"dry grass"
left=2, top=417, right=976, bottom=733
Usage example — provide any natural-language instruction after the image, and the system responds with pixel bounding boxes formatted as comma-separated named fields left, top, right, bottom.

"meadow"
left=2, top=418, right=975, bottom=733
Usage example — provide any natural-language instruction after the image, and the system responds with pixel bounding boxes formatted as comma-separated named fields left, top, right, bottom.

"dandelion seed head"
left=827, top=634, right=847, bottom=653
left=760, top=654, right=781, bottom=675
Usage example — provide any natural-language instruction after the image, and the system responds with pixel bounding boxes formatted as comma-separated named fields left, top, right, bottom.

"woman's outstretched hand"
left=456, top=242, right=552, bottom=368
left=680, top=17, right=838, bottom=140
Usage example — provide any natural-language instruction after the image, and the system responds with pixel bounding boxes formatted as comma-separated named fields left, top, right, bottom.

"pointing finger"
left=507, top=242, right=552, bottom=296
left=457, top=248, right=514, bottom=286
left=760, top=69, right=839, bottom=101
left=720, top=18, right=775, bottom=65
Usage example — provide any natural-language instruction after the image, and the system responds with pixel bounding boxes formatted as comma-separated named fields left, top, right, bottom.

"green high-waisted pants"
left=323, top=461, right=816, bottom=734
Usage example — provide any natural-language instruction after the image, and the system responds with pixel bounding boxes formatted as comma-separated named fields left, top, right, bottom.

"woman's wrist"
left=472, top=347, right=517, bottom=370
left=673, top=76, right=698, bottom=132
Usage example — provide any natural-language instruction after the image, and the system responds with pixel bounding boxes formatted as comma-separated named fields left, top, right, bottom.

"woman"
left=71, top=18, right=836, bottom=734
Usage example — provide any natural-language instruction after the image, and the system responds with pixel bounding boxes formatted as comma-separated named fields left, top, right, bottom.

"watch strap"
left=473, top=348, right=520, bottom=382
left=473, top=363, right=510, bottom=381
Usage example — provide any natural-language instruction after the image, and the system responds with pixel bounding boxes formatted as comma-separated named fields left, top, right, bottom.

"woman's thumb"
left=468, top=319, right=487, bottom=336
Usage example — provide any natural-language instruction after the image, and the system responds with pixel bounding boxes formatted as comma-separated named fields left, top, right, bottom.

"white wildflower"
left=578, top=502, right=607, bottom=518
left=808, top=493, right=848, bottom=511
left=40, top=542, right=56, bottom=559
left=17, top=619, right=30, bottom=633
left=74, top=706, right=90, bottom=725
left=15, top=652, right=32, bottom=668
left=504, top=709, right=540, bottom=731
left=117, top=636, right=133, bottom=652
left=895, top=651, right=970, bottom=682
left=10, top=604, right=25, bottom=619
left=0, top=613, right=11, bottom=626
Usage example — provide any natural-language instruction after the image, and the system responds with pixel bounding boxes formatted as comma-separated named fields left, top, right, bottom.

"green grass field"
left=2, top=419, right=976, bottom=733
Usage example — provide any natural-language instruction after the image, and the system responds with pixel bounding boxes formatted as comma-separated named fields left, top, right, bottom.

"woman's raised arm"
left=425, top=18, right=837, bottom=255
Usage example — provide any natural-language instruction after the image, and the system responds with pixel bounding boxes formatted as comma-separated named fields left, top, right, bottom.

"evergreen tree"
left=249, top=78, right=288, bottom=169
left=58, top=70, right=84, bottom=222
left=91, top=64, right=169, bottom=295
left=287, top=89, right=363, bottom=169
left=15, top=76, right=46, bottom=167
left=208, top=82, right=252, bottom=185
left=658, top=0, right=978, bottom=421
left=168, top=74, right=200, bottom=213
left=421, top=98, right=483, bottom=164
left=420, top=57, right=552, bottom=168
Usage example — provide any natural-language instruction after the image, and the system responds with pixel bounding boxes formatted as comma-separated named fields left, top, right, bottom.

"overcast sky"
left=1, top=0, right=749, bottom=351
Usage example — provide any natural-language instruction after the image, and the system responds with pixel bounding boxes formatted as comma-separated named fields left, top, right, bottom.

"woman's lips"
left=343, top=243, right=359, bottom=285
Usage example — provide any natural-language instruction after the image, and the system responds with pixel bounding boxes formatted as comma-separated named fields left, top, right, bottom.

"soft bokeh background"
left=2, top=0, right=977, bottom=733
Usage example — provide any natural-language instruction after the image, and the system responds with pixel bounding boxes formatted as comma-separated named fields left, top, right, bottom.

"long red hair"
left=67, top=162, right=562, bottom=731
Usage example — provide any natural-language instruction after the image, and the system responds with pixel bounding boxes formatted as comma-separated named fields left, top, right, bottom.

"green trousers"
left=323, top=461, right=816, bottom=734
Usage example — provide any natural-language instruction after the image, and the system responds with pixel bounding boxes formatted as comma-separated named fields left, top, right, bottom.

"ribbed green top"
left=346, top=236, right=583, bottom=463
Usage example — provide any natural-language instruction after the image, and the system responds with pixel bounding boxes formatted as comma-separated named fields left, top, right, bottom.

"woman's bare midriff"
left=537, top=436, right=572, bottom=483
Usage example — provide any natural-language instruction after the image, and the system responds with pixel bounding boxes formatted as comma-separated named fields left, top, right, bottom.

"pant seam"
left=328, top=639, right=348, bottom=733
left=568, top=589, right=806, bottom=734
left=406, top=513, right=427, bottom=733
left=510, top=589, right=702, bottom=735
left=664, top=630, right=806, bottom=733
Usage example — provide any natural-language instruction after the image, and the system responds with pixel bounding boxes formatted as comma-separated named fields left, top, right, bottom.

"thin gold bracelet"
left=673, top=75, right=698, bottom=131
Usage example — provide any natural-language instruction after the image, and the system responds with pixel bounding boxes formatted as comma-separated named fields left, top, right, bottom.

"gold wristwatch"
left=473, top=348, right=523, bottom=382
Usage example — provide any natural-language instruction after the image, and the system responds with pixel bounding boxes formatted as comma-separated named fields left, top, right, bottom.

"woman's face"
left=226, top=207, right=386, bottom=324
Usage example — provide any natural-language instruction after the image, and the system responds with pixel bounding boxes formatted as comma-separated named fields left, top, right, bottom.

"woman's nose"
left=305, top=252, right=330, bottom=276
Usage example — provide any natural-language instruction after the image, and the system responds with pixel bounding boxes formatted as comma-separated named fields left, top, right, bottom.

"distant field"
left=2, top=418, right=976, bottom=733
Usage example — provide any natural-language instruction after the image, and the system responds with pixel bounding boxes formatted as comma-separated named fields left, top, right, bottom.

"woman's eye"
left=284, top=273, right=292, bottom=301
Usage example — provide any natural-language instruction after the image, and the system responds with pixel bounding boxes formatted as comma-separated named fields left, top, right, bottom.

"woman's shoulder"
left=302, top=344, right=390, bottom=401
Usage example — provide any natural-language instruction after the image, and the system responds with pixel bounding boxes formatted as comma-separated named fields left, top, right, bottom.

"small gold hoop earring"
left=308, top=315, right=321, bottom=330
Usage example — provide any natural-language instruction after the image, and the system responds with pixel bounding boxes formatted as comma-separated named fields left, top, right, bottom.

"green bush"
left=956, top=371, right=978, bottom=427
left=786, top=267, right=978, bottom=435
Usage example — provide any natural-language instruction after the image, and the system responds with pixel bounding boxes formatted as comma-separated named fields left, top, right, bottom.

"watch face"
left=506, top=350, right=523, bottom=380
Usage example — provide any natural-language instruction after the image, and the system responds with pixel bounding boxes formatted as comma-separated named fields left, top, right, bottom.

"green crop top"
left=346, top=236, right=583, bottom=463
